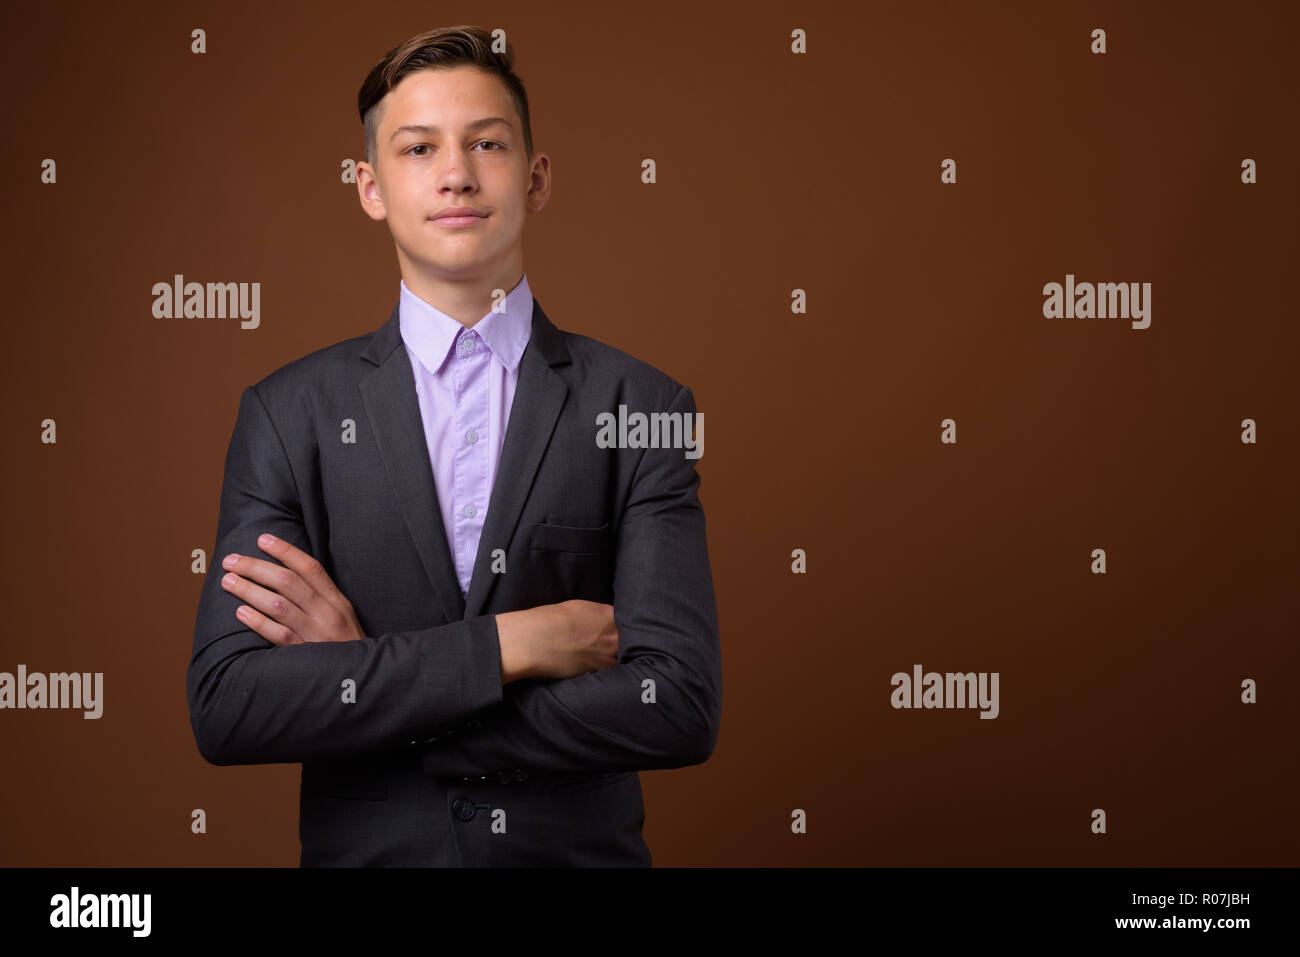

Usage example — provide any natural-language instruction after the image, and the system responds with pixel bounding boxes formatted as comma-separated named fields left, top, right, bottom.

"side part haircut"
left=357, top=25, right=535, bottom=168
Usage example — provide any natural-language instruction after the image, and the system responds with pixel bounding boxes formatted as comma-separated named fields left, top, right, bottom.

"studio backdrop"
left=1, top=0, right=1296, bottom=866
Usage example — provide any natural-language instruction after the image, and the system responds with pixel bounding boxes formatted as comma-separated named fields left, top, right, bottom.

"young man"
left=186, top=26, right=721, bottom=866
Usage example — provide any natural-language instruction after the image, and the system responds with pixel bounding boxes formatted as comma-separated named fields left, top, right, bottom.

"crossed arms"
left=187, top=383, right=721, bottom=777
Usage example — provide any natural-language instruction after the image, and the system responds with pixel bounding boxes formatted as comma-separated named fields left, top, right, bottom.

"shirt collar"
left=399, top=274, right=533, bottom=376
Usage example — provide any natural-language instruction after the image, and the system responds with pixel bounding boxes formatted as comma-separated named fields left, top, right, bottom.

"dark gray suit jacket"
left=186, top=297, right=721, bottom=866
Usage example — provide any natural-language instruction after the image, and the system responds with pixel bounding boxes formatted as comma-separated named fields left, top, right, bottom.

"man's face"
left=358, top=65, right=547, bottom=286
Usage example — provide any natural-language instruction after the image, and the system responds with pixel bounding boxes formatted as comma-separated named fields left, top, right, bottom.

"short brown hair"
left=357, top=25, right=534, bottom=169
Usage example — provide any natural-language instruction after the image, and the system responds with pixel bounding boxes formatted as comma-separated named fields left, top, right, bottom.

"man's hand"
left=496, top=599, right=619, bottom=683
left=220, top=533, right=365, bottom=645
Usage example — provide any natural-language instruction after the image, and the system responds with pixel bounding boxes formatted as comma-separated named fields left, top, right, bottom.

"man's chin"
left=409, top=255, right=496, bottom=279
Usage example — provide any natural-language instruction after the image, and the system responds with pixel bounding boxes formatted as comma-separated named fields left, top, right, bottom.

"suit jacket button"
left=513, top=769, right=528, bottom=782
left=494, top=769, right=512, bottom=785
left=452, top=798, right=476, bottom=821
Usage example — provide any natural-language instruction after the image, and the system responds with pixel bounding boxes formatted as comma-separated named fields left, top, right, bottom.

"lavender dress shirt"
left=398, top=274, right=534, bottom=596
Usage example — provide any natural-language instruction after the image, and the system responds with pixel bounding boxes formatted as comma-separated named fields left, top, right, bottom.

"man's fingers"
left=234, top=602, right=304, bottom=645
left=221, top=571, right=307, bottom=638
left=222, top=552, right=317, bottom=615
left=219, top=537, right=360, bottom=643
left=249, top=534, right=347, bottom=605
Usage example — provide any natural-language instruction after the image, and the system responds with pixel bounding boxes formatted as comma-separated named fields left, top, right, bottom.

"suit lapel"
left=359, top=304, right=465, bottom=624
left=464, top=299, right=570, bottom=618
left=357, top=297, right=571, bottom=625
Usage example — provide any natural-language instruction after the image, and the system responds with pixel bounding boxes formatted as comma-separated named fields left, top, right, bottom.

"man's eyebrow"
left=389, top=117, right=513, bottom=141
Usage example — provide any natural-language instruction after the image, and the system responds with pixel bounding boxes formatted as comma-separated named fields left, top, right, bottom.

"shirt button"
left=459, top=336, right=475, bottom=355
left=466, top=428, right=479, bottom=444
left=463, top=504, right=477, bottom=518
left=452, top=798, right=476, bottom=821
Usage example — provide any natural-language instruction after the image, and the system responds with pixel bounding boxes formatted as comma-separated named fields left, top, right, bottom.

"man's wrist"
left=495, top=609, right=535, bottom=684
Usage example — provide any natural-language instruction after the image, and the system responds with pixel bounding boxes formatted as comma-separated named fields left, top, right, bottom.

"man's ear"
left=357, top=164, right=387, bottom=221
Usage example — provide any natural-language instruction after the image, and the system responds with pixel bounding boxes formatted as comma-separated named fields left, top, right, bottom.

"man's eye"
left=406, top=142, right=500, bottom=156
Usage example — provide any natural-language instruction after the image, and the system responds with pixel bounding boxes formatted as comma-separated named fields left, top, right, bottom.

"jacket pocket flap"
left=530, top=522, right=610, bottom=553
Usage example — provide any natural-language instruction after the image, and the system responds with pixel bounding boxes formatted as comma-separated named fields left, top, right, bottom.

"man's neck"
left=400, top=266, right=525, bottom=328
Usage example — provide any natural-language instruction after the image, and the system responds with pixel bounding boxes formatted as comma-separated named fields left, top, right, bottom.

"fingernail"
left=259, top=534, right=275, bottom=548
left=222, top=574, right=237, bottom=587
left=223, top=554, right=238, bottom=568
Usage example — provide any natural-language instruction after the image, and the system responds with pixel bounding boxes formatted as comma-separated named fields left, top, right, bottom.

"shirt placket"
left=451, top=329, right=491, bottom=594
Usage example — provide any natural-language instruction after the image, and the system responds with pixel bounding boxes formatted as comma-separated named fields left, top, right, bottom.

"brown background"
left=1, top=0, right=1296, bottom=866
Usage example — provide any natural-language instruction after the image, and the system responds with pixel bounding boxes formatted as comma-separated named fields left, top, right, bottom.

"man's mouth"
left=432, top=206, right=489, bottom=228
left=433, top=214, right=486, bottom=228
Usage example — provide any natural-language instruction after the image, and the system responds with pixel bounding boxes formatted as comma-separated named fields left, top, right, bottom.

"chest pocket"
left=530, top=522, right=610, bottom=553
left=525, top=522, right=613, bottom=603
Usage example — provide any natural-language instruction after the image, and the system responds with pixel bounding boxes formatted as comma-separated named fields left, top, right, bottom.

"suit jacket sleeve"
left=187, top=385, right=505, bottom=766
left=419, top=383, right=722, bottom=779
